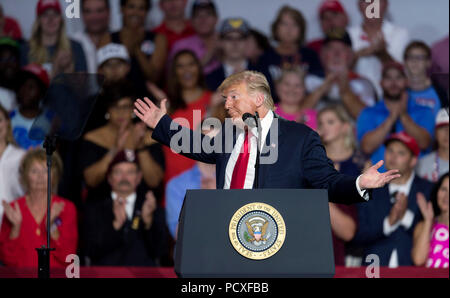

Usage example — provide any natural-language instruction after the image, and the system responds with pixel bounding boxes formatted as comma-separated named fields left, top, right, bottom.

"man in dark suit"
left=134, top=70, right=400, bottom=205
left=83, top=150, right=167, bottom=266
left=353, top=132, right=434, bottom=267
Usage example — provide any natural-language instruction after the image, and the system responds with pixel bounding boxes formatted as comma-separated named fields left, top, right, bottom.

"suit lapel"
left=259, top=113, right=284, bottom=188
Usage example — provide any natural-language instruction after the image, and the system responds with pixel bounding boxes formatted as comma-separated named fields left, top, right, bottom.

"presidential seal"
left=229, top=202, right=286, bottom=260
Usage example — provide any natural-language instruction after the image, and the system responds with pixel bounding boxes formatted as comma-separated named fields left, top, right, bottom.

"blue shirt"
left=408, top=86, right=441, bottom=117
left=165, top=165, right=201, bottom=238
left=357, top=99, right=435, bottom=172
left=9, top=109, right=43, bottom=149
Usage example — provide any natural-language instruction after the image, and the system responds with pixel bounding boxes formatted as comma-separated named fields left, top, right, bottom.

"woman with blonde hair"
left=317, top=104, right=369, bottom=266
left=0, top=149, right=78, bottom=268
left=0, top=104, right=25, bottom=227
left=20, top=0, right=87, bottom=78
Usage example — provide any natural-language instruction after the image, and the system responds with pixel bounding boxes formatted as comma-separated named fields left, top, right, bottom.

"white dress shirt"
left=71, top=31, right=99, bottom=74
left=223, top=110, right=369, bottom=201
left=348, top=21, right=410, bottom=96
left=0, top=144, right=26, bottom=229
left=111, top=192, right=137, bottom=220
left=383, top=172, right=415, bottom=268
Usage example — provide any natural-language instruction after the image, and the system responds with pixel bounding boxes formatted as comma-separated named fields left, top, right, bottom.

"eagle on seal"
left=245, top=220, right=269, bottom=242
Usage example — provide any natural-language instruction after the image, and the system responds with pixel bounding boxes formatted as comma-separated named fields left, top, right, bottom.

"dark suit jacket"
left=352, top=175, right=433, bottom=266
left=83, top=192, right=167, bottom=266
left=152, top=113, right=368, bottom=205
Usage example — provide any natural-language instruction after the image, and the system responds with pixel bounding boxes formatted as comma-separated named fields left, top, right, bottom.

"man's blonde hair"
left=218, top=71, right=275, bottom=111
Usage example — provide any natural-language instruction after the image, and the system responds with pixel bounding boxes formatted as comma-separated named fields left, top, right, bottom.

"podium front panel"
left=175, top=189, right=335, bottom=278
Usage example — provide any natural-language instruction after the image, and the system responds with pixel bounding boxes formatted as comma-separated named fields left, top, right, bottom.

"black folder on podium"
left=174, top=189, right=335, bottom=278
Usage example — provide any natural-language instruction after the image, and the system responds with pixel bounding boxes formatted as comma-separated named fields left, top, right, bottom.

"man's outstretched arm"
left=134, top=97, right=217, bottom=164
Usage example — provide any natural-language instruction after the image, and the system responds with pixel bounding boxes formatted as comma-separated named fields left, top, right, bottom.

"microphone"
left=242, top=112, right=257, bottom=128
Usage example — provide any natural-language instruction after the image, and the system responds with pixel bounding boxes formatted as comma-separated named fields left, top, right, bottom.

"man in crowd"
left=97, top=43, right=131, bottom=84
left=166, top=161, right=216, bottom=240
left=169, top=0, right=220, bottom=75
left=153, top=0, right=195, bottom=51
left=10, top=64, right=49, bottom=149
left=307, top=0, right=349, bottom=55
left=82, top=43, right=132, bottom=133
left=348, top=0, right=410, bottom=96
left=205, top=18, right=259, bottom=91
left=72, top=0, right=111, bottom=73
left=0, top=37, right=20, bottom=112
left=404, top=41, right=446, bottom=117
left=357, top=62, right=434, bottom=171
left=304, top=29, right=377, bottom=119
left=83, top=150, right=167, bottom=266
left=353, top=132, right=433, bottom=267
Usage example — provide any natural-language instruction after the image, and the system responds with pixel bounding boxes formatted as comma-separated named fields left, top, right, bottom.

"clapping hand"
left=2, top=200, right=22, bottom=239
left=417, top=192, right=434, bottom=223
left=49, top=201, right=65, bottom=226
left=113, top=197, right=127, bottom=231
left=388, top=192, right=408, bottom=225
left=2, top=200, right=22, bottom=228
left=142, top=191, right=157, bottom=229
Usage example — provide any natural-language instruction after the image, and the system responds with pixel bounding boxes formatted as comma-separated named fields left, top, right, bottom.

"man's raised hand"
left=358, top=160, right=401, bottom=190
left=134, top=97, right=168, bottom=130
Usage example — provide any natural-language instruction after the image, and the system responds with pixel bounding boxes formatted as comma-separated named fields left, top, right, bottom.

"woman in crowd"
left=317, top=105, right=369, bottom=174
left=147, top=49, right=212, bottom=188
left=107, top=0, right=167, bottom=96
left=0, top=105, right=25, bottom=227
left=81, top=81, right=164, bottom=201
left=317, top=105, right=369, bottom=266
left=274, top=67, right=317, bottom=130
left=0, top=149, right=77, bottom=268
left=259, top=5, right=323, bottom=94
left=20, top=0, right=87, bottom=78
left=412, top=173, right=449, bottom=268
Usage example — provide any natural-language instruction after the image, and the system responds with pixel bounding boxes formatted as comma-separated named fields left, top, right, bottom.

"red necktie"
left=230, top=130, right=251, bottom=189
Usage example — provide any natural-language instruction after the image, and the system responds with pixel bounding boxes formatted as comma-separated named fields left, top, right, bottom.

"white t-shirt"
left=348, top=21, right=410, bottom=97
left=305, top=74, right=378, bottom=110
left=0, top=87, right=17, bottom=112
left=417, top=151, right=449, bottom=183
left=0, top=144, right=26, bottom=228
left=71, top=31, right=98, bottom=74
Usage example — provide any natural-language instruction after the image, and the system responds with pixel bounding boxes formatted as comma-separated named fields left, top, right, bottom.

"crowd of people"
left=0, top=0, right=448, bottom=269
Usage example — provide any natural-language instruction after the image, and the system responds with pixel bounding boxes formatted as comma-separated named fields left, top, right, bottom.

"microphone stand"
left=35, top=135, right=57, bottom=278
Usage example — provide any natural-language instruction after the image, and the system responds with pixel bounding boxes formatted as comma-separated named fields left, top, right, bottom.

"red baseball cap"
left=319, top=0, right=346, bottom=16
left=107, top=150, right=140, bottom=176
left=384, top=132, right=420, bottom=157
left=36, top=0, right=62, bottom=17
left=21, top=63, right=50, bottom=89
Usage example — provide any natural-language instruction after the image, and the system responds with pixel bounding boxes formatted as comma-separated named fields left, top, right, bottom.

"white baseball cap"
left=97, top=43, right=130, bottom=68
left=436, top=108, right=449, bottom=128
